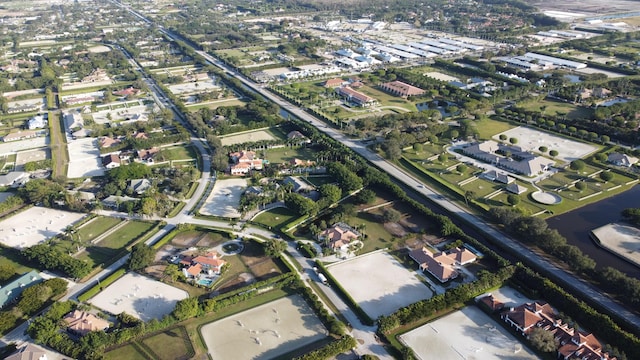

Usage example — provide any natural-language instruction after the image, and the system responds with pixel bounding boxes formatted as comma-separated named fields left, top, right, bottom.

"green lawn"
left=460, top=178, right=502, bottom=198
left=0, top=246, right=33, bottom=283
left=304, top=176, right=335, bottom=187
left=78, top=221, right=157, bottom=267
left=161, top=144, right=197, bottom=161
left=104, top=344, right=150, bottom=360
left=517, top=99, right=593, bottom=119
left=356, top=85, right=417, bottom=112
left=253, top=207, right=298, bottom=229
left=140, top=326, right=194, bottom=360
left=77, top=217, right=123, bottom=243
left=474, top=117, right=516, bottom=140
left=263, top=147, right=317, bottom=164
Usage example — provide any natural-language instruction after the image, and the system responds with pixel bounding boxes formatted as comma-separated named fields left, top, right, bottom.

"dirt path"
left=49, top=110, right=68, bottom=179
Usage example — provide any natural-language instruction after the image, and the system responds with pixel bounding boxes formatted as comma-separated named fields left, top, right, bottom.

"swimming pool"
left=197, top=278, right=214, bottom=287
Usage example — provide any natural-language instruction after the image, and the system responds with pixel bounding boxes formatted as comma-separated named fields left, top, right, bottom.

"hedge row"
left=294, top=336, right=356, bottom=360
left=77, top=268, right=127, bottom=302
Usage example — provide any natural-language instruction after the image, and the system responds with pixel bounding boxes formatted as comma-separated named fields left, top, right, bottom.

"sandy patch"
left=201, top=295, right=327, bottom=360
left=67, top=137, right=104, bottom=178
left=400, top=306, right=538, bottom=360
left=199, top=178, right=247, bottom=218
left=90, top=273, right=188, bottom=321
left=220, top=130, right=277, bottom=147
left=327, top=251, right=433, bottom=319
left=0, top=207, right=86, bottom=249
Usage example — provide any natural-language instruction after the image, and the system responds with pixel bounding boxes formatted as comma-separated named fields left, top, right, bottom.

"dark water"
left=547, top=185, right=640, bottom=279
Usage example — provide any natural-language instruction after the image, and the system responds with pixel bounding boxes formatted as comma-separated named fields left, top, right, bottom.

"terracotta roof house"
left=320, top=222, right=361, bottom=250
left=5, top=344, right=48, bottom=360
left=63, top=310, right=110, bottom=336
left=289, top=158, right=315, bottom=167
left=192, top=252, right=227, bottom=273
left=607, top=152, right=638, bottom=167
left=230, top=150, right=263, bottom=175
left=134, top=132, right=148, bottom=140
left=113, top=87, right=140, bottom=97
left=99, top=136, right=121, bottom=148
left=137, top=147, right=159, bottom=163
left=478, top=294, right=504, bottom=312
left=102, top=154, right=121, bottom=169
left=184, top=263, right=203, bottom=278
left=379, top=81, right=425, bottom=98
left=324, top=78, right=346, bottom=88
left=336, top=86, right=377, bottom=107
left=409, top=246, right=477, bottom=283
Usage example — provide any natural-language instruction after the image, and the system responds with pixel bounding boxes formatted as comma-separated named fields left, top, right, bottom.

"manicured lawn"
left=0, top=245, right=33, bottom=281
left=264, top=147, right=317, bottom=164
left=517, top=99, right=593, bottom=119
left=356, top=85, right=417, bottom=112
left=439, top=168, right=477, bottom=185
left=253, top=207, right=298, bottom=229
left=104, top=344, right=150, bottom=360
left=78, top=221, right=157, bottom=267
left=77, top=217, right=123, bottom=243
left=474, top=117, right=516, bottom=140
left=161, top=144, right=197, bottom=161
left=304, top=176, right=335, bottom=187
left=140, top=326, right=194, bottom=360
left=460, top=178, right=501, bottom=198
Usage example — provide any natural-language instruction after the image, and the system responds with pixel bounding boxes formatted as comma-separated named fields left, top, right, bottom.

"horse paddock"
left=200, top=295, right=328, bottom=360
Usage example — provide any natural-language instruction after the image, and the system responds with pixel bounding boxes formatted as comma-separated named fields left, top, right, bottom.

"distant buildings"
left=2, top=130, right=39, bottom=142
left=336, top=86, right=377, bottom=107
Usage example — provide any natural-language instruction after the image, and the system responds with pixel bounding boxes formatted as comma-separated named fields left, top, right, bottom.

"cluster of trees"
left=21, top=244, right=91, bottom=279
left=326, top=162, right=363, bottom=193
left=294, top=336, right=356, bottom=360
left=622, top=208, right=640, bottom=227
left=0, top=278, right=67, bottom=335
left=284, top=183, right=343, bottom=217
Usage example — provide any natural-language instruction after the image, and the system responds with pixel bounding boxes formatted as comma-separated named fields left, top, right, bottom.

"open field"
left=139, top=326, right=194, bottom=360
left=0, top=207, right=86, bottom=249
left=104, top=344, right=148, bottom=360
left=90, top=273, right=188, bottom=321
left=400, top=306, right=538, bottom=360
left=474, top=117, right=517, bottom=140
left=220, top=129, right=278, bottom=147
left=200, top=295, right=328, bottom=360
left=76, top=217, right=124, bottom=243
left=66, top=137, right=104, bottom=178
left=253, top=206, right=298, bottom=229
left=494, top=126, right=598, bottom=163
left=517, top=99, right=593, bottom=119
left=263, top=147, right=317, bottom=164
left=200, top=178, right=247, bottom=218
left=77, top=220, right=157, bottom=267
left=327, top=251, right=433, bottom=319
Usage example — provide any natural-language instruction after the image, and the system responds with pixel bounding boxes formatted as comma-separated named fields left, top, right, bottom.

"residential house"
left=593, top=87, right=612, bottom=98
left=336, top=86, right=378, bottom=107
left=182, top=252, right=226, bottom=278
left=477, top=294, right=504, bottom=312
left=137, top=147, right=159, bottom=163
left=379, top=81, right=425, bottom=98
left=129, top=179, right=152, bottom=194
left=0, top=171, right=30, bottom=187
left=287, top=130, right=310, bottom=144
left=320, top=222, right=361, bottom=250
left=409, top=246, right=477, bottom=283
left=2, top=130, right=38, bottom=142
left=607, top=152, right=638, bottom=167
left=63, top=310, right=110, bottom=336
left=7, top=103, right=40, bottom=114
left=289, top=158, right=315, bottom=167
left=113, top=87, right=140, bottom=97
left=501, top=300, right=617, bottom=359
left=5, top=344, right=48, bottom=360
left=99, top=136, right=121, bottom=148
left=27, top=115, right=47, bottom=130
left=324, top=78, right=346, bottom=88
left=244, top=186, right=265, bottom=196
left=229, top=150, right=263, bottom=175
left=64, top=112, right=84, bottom=131
left=102, top=154, right=121, bottom=169
left=282, top=176, right=313, bottom=192
left=0, top=271, right=43, bottom=308
left=101, top=195, right=138, bottom=209
left=462, top=141, right=554, bottom=176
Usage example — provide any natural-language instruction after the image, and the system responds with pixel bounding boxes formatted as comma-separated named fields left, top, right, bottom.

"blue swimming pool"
left=197, top=278, right=214, bottom=287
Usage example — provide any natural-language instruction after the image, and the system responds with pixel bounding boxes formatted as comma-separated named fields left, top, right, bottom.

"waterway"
left=547, top=185, right=640, bottom=279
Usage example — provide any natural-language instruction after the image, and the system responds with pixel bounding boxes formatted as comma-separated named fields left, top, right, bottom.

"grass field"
left=253, top=207, right=298, bottom=229
left=0, top=245, right=33, bottom=281
left=140, top=326, right=194, bottom=360
left=104, top=344, right=150, bottom=360
left=474, top=117, right=516, bottom=140
left=263, top=147, right=317, bottom=164
left=50, top=111, right=68, bottom=179
left=161, top=144, right=197, bottom=161
left=76, top=217, right=124, bottom=243
left=517, top=99, right=593, bottom=119
left=78, top=221, right=157, bottom=267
